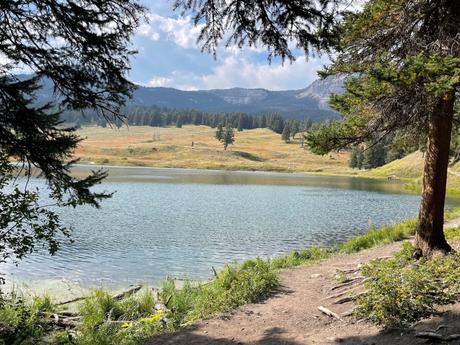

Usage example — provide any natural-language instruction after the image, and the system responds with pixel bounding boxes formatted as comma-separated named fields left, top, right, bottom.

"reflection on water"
left=3, top=166, right=455, bottom=289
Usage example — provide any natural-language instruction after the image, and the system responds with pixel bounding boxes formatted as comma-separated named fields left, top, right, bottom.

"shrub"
left=357, top=242, right=460, bottom=328
left=0, top=293, right=55, bottom=345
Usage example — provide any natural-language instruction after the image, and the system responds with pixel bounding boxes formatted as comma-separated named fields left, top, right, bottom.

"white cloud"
left=138, top=13, right=202, bottom=49
left=147, top=76, right=173, bottom=87
left=199, top=55, right=326, bottom=90
left=144, top=55, right=328, bottom=90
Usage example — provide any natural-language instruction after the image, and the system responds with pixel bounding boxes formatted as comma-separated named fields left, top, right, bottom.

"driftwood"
left=56, top=285, right=142, bottom=306
left=415, top=332, right=460, bottom=341
left=415, top=332, right=446, bottom=340
left=56, top=296, right=86, bottom=306
left=445, top=334, right=460, bottom=341
left=113, top=285, right=143, bottom=300
left=317, top=306, right=343, bottom=321
left=58, top=310, right=79, bottom=317
left=46, top=314, right=80, bottom=329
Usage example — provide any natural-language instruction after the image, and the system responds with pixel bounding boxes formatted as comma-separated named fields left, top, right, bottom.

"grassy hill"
left=360, top=151, right=460, bottom=193
left=74, top=125, right=460, bottom=193
left=74, top=125, right=351, bottom=173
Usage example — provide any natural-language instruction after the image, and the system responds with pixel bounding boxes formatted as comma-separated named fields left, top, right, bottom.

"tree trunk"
left=415, top=93, right=455, bottom=257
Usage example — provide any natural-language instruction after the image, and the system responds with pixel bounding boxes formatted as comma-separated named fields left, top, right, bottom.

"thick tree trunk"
left=415, top=93, right=455, bottom=257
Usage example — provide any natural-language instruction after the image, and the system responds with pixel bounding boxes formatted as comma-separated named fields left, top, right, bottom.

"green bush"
left=0, top=293, right=55, bottom=345
left=357, top=242, right=460, bottom=328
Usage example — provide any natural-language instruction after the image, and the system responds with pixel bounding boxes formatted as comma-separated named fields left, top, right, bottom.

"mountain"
left=24, top=74, right=345, bottom=121
left=297, top=75, right=346, bottom=110
left=130, top=76, right=344, bottom=121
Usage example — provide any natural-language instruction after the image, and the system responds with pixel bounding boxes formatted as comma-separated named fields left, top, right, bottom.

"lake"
left=3, top=166, right=455, bottom=289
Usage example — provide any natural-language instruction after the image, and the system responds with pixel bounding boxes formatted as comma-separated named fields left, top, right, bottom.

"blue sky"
left=128, top=1, right=330, bottom=91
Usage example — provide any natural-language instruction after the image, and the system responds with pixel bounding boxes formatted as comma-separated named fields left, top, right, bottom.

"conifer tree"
left=0, top=0, right=144, bottom=264
left=307, top=0, right=460, bottom=256
left=215, top=123, right=224, bottom=141
left=222, top=125, right=235, bottom=150
left=281, top=124, right=291, bottom=143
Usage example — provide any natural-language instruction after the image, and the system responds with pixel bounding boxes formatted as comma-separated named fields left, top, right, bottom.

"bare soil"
left=146, top=240, right=460, bottom=345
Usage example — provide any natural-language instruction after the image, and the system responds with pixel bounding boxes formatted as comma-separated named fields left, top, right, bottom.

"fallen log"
left=415, top=332, right=444, bottom=340
left=58, top=310, right=79, bottom=317
left=55, top=296, right=86, bottom=306
left=445, top=334, right=460, bottom=341
left=56, top=285, right=143, bottom=306
left=46, top=314, right=80, bottom=329
left=113, top=285, right=143, bottom=300
left=317, top=306, right=343, bottom=321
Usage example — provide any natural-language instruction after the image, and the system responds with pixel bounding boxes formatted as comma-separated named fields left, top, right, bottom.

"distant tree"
left=362, top=140, right=386, bottom=170
left=349, top=147, right=364, bottom=169
left=260, top=115, right=267, bottom=128
left=218, top=125, right=235, bottom=150
left=281, top=125, right=291, bottom=143
left=0, top=0, right=144, bottom=266
left=215, top=123, right=224, bottom=141
left=290, top=121, right=301, bottom=138
left=237, top=116, right=244, bottom=132
left=176, top=116, right=183, bottom=128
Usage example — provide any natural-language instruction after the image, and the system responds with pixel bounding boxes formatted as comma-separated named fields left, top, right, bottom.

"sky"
left=129, top=1, right=331, bottom=91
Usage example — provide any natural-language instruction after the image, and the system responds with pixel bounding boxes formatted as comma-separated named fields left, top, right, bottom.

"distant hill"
left=25, top=74, right=345, bottom=121
left=131, top=76, right=344, bottom=121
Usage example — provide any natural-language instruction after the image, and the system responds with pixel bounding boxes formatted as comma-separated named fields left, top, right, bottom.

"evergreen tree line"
left=60, top=106, right=311, bottom=134
left=281, top=119, right=314, bottom=142
left=349, top=132, right=423, bottom=170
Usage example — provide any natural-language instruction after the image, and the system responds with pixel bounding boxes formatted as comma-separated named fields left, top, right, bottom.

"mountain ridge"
left=25, top=74, right=344, bottom=121
left=130, top=75, right=343, bottom=121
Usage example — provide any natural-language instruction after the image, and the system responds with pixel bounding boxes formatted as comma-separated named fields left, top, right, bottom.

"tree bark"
left=415, top=92, right=455, bottom=257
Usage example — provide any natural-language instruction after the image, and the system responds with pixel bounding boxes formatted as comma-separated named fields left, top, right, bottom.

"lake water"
left=3, top=166, right=454, bottom=289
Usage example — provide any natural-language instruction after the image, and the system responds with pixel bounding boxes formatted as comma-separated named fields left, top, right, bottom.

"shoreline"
left=2, top=213, right=460, bottom=344
left=6, top=209, right=460, bottom=302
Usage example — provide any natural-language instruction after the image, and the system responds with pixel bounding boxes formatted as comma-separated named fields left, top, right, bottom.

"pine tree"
left=281, top=125, right=291, bottom=142
left=222, top=125, right=235, bottom=150
left=215, top=123, right=224, bottom=141
left=237, top=116, right=244, bottom=132
left=362, top=140, right=386, bottom=169
left=0, top=0, right=144, bottom=264
left=307, top=0, right=460, bottom=257
left=349, top=147, right=362, bottom=169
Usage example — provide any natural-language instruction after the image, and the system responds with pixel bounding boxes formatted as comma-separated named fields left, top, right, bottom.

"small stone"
left=311, top=273, right=322, bottom=278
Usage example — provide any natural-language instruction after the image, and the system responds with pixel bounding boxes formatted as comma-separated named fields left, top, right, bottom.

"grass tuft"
left=339, top=219, right=417, bottom=253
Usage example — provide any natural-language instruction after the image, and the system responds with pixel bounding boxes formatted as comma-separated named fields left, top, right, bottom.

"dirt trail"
left=146, top=240, right=460, bottom=345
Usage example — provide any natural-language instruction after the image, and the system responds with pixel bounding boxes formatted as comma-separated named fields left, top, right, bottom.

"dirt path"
left=146, top=240, right=460, bottom=345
